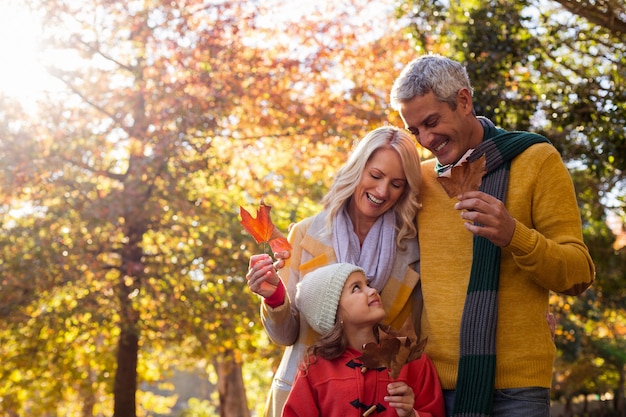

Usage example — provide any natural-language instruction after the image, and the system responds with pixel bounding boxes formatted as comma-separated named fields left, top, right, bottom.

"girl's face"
left=337, top=271, right=385, bottom=328
left=349, top=148, right=407, bottom=222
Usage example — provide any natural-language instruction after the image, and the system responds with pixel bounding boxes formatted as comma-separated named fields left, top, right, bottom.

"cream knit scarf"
left=332, top=206, right=396, bottom=292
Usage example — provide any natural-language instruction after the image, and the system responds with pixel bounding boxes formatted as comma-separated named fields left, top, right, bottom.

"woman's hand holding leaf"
left=246, top=254, right=281, bottom=298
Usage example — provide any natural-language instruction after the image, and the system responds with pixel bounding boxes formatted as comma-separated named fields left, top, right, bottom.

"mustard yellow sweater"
left=418, top=142, right=595, bottom=390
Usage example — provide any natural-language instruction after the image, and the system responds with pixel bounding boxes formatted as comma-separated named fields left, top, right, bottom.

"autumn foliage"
left=240, top=200, right=292, bottom=254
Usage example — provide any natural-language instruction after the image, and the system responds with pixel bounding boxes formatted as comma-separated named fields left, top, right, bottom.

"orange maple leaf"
left=437, top=154, right=487, bottom=198
left=358, top=328, right=428, bottom=379
left=240, top=199, right=292, bottom=254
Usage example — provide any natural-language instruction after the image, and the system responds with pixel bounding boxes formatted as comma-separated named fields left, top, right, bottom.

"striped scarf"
left=438, top=118, right=549, bottom=417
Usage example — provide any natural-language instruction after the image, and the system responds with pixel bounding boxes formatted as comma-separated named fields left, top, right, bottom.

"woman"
left=246, top=126, right=423, bottom=417
left=283, top=262, right=444, bottom=417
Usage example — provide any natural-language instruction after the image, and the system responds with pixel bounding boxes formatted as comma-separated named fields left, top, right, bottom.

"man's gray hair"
left=390, top=55, right=473, bottom=111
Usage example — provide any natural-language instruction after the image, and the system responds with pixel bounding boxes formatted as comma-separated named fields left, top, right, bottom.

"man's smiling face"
left=399, top=89, right=479, bottom=166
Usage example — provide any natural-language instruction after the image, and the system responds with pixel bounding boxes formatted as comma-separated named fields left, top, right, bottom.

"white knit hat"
left=295, top=263, right=366, bottom=335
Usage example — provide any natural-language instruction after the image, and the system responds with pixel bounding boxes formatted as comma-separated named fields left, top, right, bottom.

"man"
left=390, top=55, right=595, bottom=417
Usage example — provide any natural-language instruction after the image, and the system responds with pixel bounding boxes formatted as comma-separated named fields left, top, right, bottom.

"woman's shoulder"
left=290, top=211, right=329, bottom=238
left=288, top=212, right=334, bottom=263
left=294, top=211, right=326, bottom=228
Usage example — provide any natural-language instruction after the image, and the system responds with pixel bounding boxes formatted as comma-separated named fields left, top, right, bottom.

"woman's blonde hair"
left=321, top=126, right=422, bottom=250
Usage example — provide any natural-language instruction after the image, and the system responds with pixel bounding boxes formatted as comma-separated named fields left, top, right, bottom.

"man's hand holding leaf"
left=437, top=154, right=486, bottom=198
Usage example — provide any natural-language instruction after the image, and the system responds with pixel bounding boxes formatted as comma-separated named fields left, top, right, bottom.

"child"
left=282, top=263, right=445, bottom=417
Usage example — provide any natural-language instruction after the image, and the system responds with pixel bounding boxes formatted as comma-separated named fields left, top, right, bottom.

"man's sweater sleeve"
left=506, top=145, right=595, bottom=295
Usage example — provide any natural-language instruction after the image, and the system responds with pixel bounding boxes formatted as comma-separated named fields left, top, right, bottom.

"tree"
left=0, top=0, right=419, bottom=415
left=1, top=1, right=290, bottom=415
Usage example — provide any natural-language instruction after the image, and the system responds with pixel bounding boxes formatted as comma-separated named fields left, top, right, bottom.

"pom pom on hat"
left=295, top=263, right=365, bottom=335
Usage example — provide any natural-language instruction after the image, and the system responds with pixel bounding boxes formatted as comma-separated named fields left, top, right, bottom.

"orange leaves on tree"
left=239, top=199, right=292, bottom=254
left=358, top=328, right=428, bottom=379
left=437, top=154, right=487, bottom=198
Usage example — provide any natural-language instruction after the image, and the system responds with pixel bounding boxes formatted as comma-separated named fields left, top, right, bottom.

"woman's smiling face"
left=349, top=147, right=407, bottom=222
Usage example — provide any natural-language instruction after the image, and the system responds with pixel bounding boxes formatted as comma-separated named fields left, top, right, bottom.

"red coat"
left=282, top=347, right=445, bottom=417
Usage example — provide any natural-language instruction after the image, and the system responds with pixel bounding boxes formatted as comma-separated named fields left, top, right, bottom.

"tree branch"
left=551, top=0, right=626, bottom=37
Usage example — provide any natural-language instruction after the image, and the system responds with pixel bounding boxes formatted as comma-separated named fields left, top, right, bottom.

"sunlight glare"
left=0, top=2, right=58, bottom=98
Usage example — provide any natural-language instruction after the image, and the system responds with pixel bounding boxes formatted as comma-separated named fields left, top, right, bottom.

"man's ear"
left=456, top=88, right=474, bottom=115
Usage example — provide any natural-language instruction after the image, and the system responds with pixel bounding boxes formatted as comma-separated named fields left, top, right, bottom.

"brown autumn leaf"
left=437, top=154, right=487, bottom=198
left=391, top=336, right=428, bottom=378
left=360, top=337, right=400, bottom=371
left=358, top=329, right=428, bottom=379
left=240, top=199, right=292, bottom=254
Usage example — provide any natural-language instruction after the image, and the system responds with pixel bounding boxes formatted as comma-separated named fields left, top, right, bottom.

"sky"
left=0, top=0, right=396, bottom=101
left=0, top=1, right=56, bottom=98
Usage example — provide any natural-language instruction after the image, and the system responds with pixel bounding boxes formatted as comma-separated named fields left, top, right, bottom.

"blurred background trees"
left=0, top=0, right=624, bottom=416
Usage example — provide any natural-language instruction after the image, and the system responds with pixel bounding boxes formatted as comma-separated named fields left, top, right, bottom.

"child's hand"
left=385, top=381, right=417, bottom=417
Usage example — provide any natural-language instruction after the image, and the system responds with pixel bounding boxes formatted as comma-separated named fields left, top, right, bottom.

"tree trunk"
left=616, top=365, right=625, bottom=417
left=82, top=394, right=95, bottom=417
left=112, top=271, right=141, bottom=417
left=213, top=351, right=250, bottom=417
left=564, top=396, right=573, bottom=417
left=113, top=324, right=139, bottom=417
left=81, top=372, right=97, bottom=417
left=5, top=395, right=19, bottom=417
left=112, top=199, right=146, bottom=417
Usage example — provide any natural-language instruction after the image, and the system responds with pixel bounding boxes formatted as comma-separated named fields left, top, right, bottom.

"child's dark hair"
left=299, top=322, right=383, bottom=372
